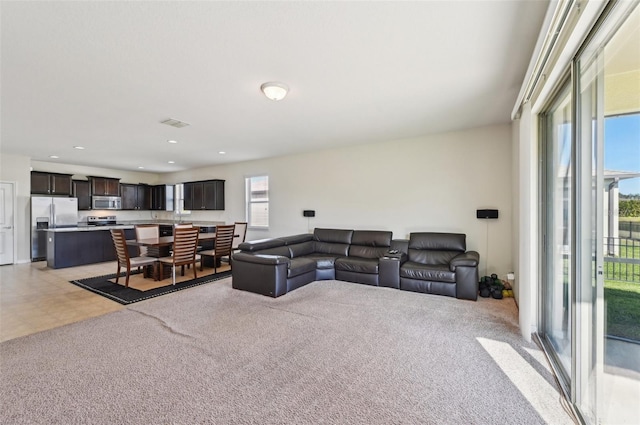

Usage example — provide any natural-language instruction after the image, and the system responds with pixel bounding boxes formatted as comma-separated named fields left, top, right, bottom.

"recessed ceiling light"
left=167, top=140, right=178, bottom=144
left=138, top=166, right=144, bottom=169
left=167, top=161, right=175, bottom=164
left=218, top=151, right=226, bottom=155
left=49, top=155, right=59, bottom=159
left=74, top=146, right=85, bottom=150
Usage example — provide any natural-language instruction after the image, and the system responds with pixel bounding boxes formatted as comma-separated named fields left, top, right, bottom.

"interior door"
left=0, top=182, right=15, bottom=265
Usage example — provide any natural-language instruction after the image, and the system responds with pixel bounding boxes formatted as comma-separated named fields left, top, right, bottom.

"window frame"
left=245, top=175, right=269, bottom=229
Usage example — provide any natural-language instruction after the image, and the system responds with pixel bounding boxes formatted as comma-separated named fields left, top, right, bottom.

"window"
left=246, top=176, right=269, bottom=228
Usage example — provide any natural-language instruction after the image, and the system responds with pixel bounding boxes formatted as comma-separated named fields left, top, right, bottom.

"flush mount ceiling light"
left=167, top=140, right=178, bottom=144
left=73, top=146, right=85, bottom=150
left=168, top=160, right=175, bottom=164
left=260, top=82, right=288, bottom=101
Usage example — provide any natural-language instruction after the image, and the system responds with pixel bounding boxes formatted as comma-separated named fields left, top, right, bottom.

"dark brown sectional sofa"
left=231, top=228, right=480, bottom=300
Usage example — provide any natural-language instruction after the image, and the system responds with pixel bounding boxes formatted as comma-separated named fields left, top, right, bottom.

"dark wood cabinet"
left=47, top=229, right=136, bottom=269
left=72, top=180, right=91, bottom=210
left=89, top=176, right=120, bottom=196
left=183, top=180, right=224, bottom=210
left=120, top=184, right=152, bottom=210
left=151, top=185, right=174, bottom=211
left=31, top=171, right=73, bottom=195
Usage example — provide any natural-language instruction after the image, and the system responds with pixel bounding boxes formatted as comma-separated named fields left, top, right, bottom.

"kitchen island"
left=45, top=221, right=225, bottom=269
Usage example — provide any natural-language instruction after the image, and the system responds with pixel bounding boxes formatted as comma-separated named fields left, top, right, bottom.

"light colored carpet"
left=0, top=279, right=574, bottom=424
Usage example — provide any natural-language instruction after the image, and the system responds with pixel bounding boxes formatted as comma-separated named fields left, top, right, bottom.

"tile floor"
left=0, top=260, right=230, bottom=343
left=0, top=261, right=125, bottom=342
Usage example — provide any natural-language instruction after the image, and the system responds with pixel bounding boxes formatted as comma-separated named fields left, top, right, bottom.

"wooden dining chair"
left=158, top=226, right=200, bottom=285
left=110, top=229, right=158, bottom=287
left=199, top=224, right=235, bottom=273
left=232, top=221, right=248, bottom=250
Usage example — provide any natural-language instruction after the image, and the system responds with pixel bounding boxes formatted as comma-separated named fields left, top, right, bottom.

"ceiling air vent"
left=160, top=118, right=190, bottom=128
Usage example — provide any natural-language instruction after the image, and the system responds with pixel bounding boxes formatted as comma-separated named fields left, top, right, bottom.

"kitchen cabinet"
left=31, top=171, right=73, bottom=196
left=183, top=180, right=224, bottom=210
left=72, top=180, right=91, bottom=210
left=89, top=176, right=120, bottom=196
left=46, top=228, right=136, bottom=269
left=151, top=185, right=174, bottom=211
left=120, top=184, right=152, bottom=210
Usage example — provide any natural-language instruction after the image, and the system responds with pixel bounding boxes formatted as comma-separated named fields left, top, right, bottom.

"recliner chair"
left=399, top=232, right=479, bottom=300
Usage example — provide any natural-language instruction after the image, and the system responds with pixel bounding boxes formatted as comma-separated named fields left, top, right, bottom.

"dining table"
left=125, top=233, right=219, bottom=281
left=126, top=233, right=217, bottom=257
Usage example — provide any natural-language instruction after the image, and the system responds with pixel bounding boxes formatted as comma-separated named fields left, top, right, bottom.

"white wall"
left=4, top=124, right=515, bottom=277
left=0, top=153, right=32, bottom=263
left=163, top=123, right=515, bottom=278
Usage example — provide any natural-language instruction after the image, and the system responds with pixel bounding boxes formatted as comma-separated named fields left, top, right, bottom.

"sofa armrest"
left=232, top=253, right=290, bottom=297
left=232, top=252, right=290, bottom=266
left=450, top=251, right=479, bottom=270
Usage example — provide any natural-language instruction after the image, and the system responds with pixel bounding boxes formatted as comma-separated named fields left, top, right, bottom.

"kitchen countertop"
left=44, top=220, right=226, bottom=232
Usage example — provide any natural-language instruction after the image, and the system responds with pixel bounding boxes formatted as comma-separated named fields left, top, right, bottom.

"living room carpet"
left=0, top=279, right=574, bottom=424
left=69, top=268, right=232, bottom=304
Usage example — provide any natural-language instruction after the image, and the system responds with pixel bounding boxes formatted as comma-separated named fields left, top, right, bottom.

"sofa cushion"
left=302, top=254, right=341, bottom=270
left=314, top=228, right=354, bottom=244
left=408, top=233, right=466, bottom=251
left=314, top=241, right=350, bottom=256
left=408, top=250, right=459, bottom=266
left=257, top=246, right=292, bottom=257
left=288, top=257, right=317, bottom=278
left=288, top=241, right=315, bottom=258
left=348, top=230, right=392, bottom=259
left=400, top=262, right=456, bottom=283
left=335, top=257, right=379, bottom=274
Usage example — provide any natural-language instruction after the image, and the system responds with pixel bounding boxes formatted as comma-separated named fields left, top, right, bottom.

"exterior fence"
left=619, top=220, right=640, bottom=240
left=604, top=236, right=640, bottom=283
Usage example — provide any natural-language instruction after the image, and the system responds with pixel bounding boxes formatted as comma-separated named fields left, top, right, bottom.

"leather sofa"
left=231, top=228, right=479, bottom=301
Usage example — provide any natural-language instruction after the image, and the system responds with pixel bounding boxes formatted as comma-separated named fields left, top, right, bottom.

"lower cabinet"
left=47, top=229, right=136, bottom=269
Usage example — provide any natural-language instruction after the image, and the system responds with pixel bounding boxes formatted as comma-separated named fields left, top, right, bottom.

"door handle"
left=1, top=226, right=12, bottom=230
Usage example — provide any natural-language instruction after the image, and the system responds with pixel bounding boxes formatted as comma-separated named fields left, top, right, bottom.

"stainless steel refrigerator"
left=31, top=197, right=79, bottom=261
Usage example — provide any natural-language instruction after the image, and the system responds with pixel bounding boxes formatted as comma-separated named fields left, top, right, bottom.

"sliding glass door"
left=540, top=83, right=573, bottom=389
left=539, top=2, right=640, bottom=423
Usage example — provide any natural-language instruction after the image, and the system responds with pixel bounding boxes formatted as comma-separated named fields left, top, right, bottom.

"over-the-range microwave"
left=92, top=195, right=121, bottom=210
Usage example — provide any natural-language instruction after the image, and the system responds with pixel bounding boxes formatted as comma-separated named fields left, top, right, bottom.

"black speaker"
left=303, top=210, right=315, bottom=217
left=477, top=209, right=499, bottom=219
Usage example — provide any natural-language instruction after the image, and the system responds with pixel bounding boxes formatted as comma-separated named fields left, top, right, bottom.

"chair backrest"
left=110, top=229, right=130, bottom=266
left=171, top=227, right=200, bottom=266
left=214, top=224, right=236, bottom=257
left=135, top=224, right=159, bottom=256
left=174, top=223, right=193, bottom=229
left=232, top=222, right=248, bottom=249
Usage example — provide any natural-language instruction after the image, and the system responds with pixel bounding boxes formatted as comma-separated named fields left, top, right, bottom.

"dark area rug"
left=69, top=270, right=232, bottom=305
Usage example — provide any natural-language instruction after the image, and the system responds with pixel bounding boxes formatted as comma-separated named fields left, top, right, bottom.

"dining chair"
left=110, top=229, right=158, bottom=287
left=158, top=226, right=200, bottom=285
left=232, top=221, right=248, bottom=250
left=222, top=221, right=247, bottom=264
left=135, top=223, right=159, bottom=257
left=199, top=224, right=235, bottom=273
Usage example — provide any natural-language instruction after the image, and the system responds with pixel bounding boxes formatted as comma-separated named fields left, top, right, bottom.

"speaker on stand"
left=303, top=210, right=315, bottom=233
left=476, top=209, right=499, bottom=277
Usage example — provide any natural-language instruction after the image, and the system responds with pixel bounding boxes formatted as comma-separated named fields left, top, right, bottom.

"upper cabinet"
left=183, top=179, right=225, bottom=210
left=88, top=176, right=120, bottom=196
left=120, top=184, right=152, bottom=210
left=151, top=185, right=174, bottom=211
left=31, top=171, right=73, bottom=196
left=72, top=180, right=91, bottom=210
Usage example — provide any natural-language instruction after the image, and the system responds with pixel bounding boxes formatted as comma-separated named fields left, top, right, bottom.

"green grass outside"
left=605, top=279, right=640, bottom=341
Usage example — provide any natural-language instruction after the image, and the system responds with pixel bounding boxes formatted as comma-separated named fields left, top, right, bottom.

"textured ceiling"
left=1, top=1, right=549, bottom=173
